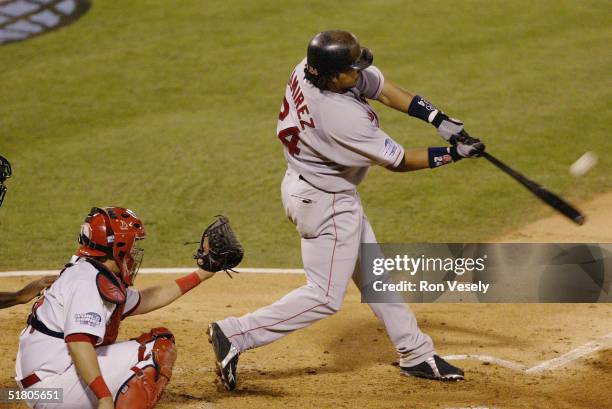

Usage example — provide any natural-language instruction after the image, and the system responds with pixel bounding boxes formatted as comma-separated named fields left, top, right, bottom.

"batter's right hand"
left=451, top=131, right=486, bottom=158
left=454, top=140, right=485, bottom=158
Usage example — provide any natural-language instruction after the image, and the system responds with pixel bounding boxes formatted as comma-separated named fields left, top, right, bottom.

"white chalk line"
left=174, top=363, right=263, bottom=374
left=177, top=334, right=612, bottom=376
left=443, top=354, right=527, bottom=371
left=525, top=332, right=612, bottom=373
left=0, top=267, right=305, bottom=278
left=444, top=331, right=612, bottom=374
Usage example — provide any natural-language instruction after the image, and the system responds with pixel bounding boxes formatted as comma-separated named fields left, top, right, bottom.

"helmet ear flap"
left=76, top=209, right=113, bottom=258
left=78, top=221, right=93, bottom=246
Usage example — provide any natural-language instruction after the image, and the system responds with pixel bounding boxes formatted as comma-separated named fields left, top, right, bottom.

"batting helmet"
left=77, top=207, right=146, bottom=286
left=304, top=30, right=373, bottom=90
left=0, top=155, right=11, bottom=208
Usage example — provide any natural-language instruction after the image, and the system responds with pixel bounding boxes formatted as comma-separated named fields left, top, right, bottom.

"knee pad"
left=115, top=328, right=177, bottom=409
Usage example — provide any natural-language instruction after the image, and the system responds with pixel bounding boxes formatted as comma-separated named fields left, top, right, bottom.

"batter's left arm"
left=377, top=79, right=485, bottom=158
left=376, top=80, right=416, bottom=113
left=376, top=80, right=474, bottom=146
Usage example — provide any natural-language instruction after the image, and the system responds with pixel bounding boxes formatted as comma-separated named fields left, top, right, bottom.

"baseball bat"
left=481, top=151, right=585, bottom=225
left=458, top=131, right=585, bottom=225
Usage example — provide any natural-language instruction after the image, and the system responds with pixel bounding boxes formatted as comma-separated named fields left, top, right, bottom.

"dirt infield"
left=1, top=194, right=611, bottom=409
left=1, top=276, right=610, bottom=409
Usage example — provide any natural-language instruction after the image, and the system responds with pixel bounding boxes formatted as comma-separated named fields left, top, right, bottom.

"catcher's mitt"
left=195, top=215, right=243, bottom=277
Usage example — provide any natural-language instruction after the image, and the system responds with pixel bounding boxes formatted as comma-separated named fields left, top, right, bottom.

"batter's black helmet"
left=0, top=155, right=11, bottom=208
left=304, top=30, right=373, bottom=90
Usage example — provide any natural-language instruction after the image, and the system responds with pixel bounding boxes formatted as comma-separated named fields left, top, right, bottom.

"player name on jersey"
left=286, top=69, right=316, bottom=132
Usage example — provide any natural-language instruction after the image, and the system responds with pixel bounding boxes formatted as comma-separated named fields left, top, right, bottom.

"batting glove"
left=432, top=112, right=464, bottom=142
left=449, top=131, right=486, bottom=159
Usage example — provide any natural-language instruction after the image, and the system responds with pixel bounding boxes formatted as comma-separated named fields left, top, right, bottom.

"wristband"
left=176, top=271, right=202, bottom=294
left=408, top=95, right=439, bottom=124
left=448, top=146, right=463, bottom=162
left=88, top=376, right=111, bottom=399
left=428, top=147, right=460, bottom=168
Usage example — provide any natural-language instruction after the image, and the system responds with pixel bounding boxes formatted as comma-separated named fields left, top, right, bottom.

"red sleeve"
left=65, top=333, right=97, bottom=345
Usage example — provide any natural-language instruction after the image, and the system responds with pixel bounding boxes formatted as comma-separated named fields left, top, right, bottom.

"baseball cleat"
left=208, top=322, right=240, bottom=391
left=400, top=355, right=464, bottom=381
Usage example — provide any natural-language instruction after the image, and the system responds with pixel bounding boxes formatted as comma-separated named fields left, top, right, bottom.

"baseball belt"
left=19, top=373, right=41, bottom=389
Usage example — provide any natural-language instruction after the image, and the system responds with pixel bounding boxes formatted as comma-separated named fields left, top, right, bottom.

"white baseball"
left=569, top=152, right=598, bottom=177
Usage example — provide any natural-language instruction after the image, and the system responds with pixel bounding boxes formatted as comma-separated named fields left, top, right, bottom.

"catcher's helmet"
left=0, top=155, right=11, bottom=208
left=77, top=207, right=146, bottom=286
left=305, top=30, right=373, bottom=90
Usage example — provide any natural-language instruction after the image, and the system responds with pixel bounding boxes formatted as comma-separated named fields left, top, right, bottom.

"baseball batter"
left=209, top=30, right=485, bottom=390
left=16, top=207, right=216, bottom=409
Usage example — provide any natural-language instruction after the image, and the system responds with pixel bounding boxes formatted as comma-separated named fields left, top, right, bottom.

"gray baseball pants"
left=217, top=168, right=434, bottom=366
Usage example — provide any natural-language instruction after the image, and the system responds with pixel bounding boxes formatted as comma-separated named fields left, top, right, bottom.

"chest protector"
left=27, top=258, right=128, bottom=345
left=89, top=258, right=127, bottom=346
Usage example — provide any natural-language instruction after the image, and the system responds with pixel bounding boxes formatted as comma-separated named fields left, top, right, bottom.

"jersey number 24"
left=277, top=97, right=300, bottom=156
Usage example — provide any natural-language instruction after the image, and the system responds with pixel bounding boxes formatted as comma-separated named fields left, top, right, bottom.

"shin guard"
left=115, top=328, right=177, bottom=409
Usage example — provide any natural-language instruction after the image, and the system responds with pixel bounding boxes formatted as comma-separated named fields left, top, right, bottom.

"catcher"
left=15, top=208, right=243, bottom=409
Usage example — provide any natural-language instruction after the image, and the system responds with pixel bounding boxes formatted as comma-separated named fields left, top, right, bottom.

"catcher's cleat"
left=400, top=355, right=464, bottom=381
left=208, top=322, right=240, bottom=391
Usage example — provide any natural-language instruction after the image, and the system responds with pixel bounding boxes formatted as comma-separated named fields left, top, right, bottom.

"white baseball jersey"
left=276, top=58, right=404, bottom=192
left=16, top=259, right=140, bottom=381
left=217, top=56, right=435, bottom=369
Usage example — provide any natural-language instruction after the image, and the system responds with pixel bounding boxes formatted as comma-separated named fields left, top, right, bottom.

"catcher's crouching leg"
left=115, top=328, right=177, bottom=409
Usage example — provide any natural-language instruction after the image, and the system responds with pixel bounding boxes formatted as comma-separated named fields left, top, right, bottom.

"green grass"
left=1, top=0, right=610, bottom=270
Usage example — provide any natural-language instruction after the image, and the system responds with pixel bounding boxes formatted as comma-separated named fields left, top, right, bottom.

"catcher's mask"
left=0, top=155, right=11, bottom=208
left=77, top=206, right=146, bottom=286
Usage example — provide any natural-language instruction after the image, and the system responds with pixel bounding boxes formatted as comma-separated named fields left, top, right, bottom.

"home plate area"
left=0, top=273, right=610, bottom=408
